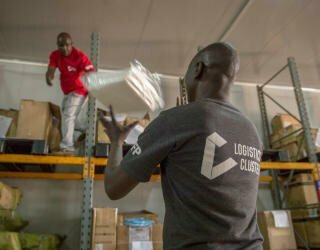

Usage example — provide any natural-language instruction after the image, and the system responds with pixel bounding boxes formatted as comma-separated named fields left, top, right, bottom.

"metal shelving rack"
left=257, top=57, right=319, bottom=209
left=80, top=31, right=99, bottom=250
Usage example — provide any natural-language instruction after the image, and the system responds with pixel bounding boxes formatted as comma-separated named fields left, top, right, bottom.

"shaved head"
left=184, top=42, right=239, bottom=102
left=56, top=32, right=73, bottom=57
left=190, top=42, right=239, bottom=78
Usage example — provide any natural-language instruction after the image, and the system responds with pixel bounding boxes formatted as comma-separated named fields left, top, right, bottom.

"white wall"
left=1, top=59, right=320, bottom=248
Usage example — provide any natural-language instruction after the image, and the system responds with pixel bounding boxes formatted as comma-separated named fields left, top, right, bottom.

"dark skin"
left=100, top=43, right=240, bottom=200
left=46, top=35, right=73, bottom=86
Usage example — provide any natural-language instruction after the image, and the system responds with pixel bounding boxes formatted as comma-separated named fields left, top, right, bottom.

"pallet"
left=0, top=138, right=52, bottom=172
left=0, top=138, right=48, bottom=155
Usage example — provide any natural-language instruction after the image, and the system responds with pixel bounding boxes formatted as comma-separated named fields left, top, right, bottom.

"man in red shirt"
left=46, top=32, right=94, bottom=154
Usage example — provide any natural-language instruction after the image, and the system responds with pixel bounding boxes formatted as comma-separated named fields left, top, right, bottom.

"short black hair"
left=57, top=32, right=72, bottom=41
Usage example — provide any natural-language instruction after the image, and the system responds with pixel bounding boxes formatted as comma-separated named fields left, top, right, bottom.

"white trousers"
left=60, top=92, right=87, bottom=151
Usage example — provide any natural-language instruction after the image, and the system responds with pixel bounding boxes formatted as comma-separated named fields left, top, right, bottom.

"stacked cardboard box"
left=270, top=114, right=320, bottom=160
left=96, top=113, right=150, bottom=144
left=286, top=173, right=318, bottom=207
left=92, top=208, right=117, bottom=250
left=117, top=210, right=162, bottom=250
left=16, top=99, right=61, bottom=151
left=91, top=208, right=163, bottom=250
left=291, top=203, right=320, bottom=248
left=257, top=210, right=297, bottom=250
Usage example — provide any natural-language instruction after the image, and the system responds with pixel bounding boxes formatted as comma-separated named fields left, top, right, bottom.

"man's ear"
left=194, top=61, right=204, bottom=79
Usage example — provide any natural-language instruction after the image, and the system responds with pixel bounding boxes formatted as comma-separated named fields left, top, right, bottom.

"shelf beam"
left=0, top=154, right=85, bottom=165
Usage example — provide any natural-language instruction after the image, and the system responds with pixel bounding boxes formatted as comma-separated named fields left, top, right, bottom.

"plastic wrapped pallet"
left=19, top=233, right=60, bottom=250
left=0, top=209, right=28, bottom=232
left=0, top=182, right=22, bottom=210
left=0, top=232, right=21, bottom=250
left=82, top=60, right=164, bottom=113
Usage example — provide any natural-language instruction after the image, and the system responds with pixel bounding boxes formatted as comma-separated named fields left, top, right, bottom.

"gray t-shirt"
left=120, top=98, right=263, bottom=250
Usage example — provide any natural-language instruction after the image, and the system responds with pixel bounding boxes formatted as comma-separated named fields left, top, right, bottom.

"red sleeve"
left=49, top=51, right=57, bottom=67
left=80, top=52, right=95, bottom=72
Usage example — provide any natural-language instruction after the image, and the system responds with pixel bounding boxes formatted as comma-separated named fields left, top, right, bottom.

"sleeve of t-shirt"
left=119, top=112, right=175, bottom=182
left=80, top=52, right=95, bottom=72
left=48, top=52, right=57, bottom=67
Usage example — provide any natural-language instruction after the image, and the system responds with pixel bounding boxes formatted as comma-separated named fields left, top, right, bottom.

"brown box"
left=271, top=114, right=300, bottom=134
left=287, top=182, right=318, bottom=207
left=97, top=119, right=111, bottom=144
left=257, top=210, right=297, bottom=250
left=270, top=133, right=281, bottom=149
left=118, top=210, right=158, bottom=225
left=291, top=173, right=314, bottom=183
left=293, top=219, right=320, bottom=248
left=279, top=125, right=302, bottom=147
left=16, top=100, right=61, bottom=150
left=117, top=224, right=163, bottom=250
left=290, top=203, right=320, bottom=220
left=282, top=142, right=305, bottom=161
left=92, top=208, right=118, bottom=250
left=0, top=109, right=19, bottom=137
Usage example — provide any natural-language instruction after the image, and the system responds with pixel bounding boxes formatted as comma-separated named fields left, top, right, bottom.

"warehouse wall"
left=1, top=59, right=320, bottom=248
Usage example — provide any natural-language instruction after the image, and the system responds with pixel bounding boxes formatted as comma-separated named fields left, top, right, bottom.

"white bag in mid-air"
left=82, top=60, right=164, bottom=113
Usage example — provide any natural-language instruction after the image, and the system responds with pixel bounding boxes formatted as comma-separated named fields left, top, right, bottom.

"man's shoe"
left=51, top=149, right=75, bottom=156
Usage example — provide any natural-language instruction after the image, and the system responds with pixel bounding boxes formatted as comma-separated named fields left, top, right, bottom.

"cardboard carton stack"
left=270, top=114, right=320, bottom=160
left=15, top=99, right=61, bottom=152
left=286, top=173, right=320, bottom=248
left=92, top=208, right=118, bottom=250
left=91, top=208, right=163, bottom=250
left=291, top=203, right=320, bottom=248
left=257, top=210, right=297, bottom=250
left=97, top=112, right=150, bottom=144
left=286, top=173, right=318, bottom=208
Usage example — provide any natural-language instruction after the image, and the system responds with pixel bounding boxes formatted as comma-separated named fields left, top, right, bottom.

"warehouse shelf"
left=0, top=154, right=317, bottom=182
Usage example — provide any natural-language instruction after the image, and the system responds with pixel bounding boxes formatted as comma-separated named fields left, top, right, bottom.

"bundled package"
left=82, top=60, right=164, bottom=113
left=0, top=182, right=22, bottom=210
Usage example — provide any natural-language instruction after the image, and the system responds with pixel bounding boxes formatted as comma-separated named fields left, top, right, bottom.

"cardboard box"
left=291, top=173, right=314, bottom=183
left=0, top=182, right=22, bottom=210
left=118, top=210, right=158, bottom=225
left=271, top=114, right=300, bottom=134
left=290, top=203, right=320, bottom=220
left=117, top=224, right=163, bottom=250
left=293, top=219, right=320, bottom=248
left=257, top=210, right=297, bottom=250
left=287, top=182, right=318, bottom=207
left=281, top=142, right=304, bottom=161
left=270, top=133, right=281, bottom=149
left=16, top=100, right=61, bottom=150
left=92, top=208, right=118, bottom=250
left=0, top=109, right=19, bottom=137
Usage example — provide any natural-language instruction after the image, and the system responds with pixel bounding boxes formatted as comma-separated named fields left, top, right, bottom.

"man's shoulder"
left=50, top=50, right=60, bottom=58
left=72, top=47, right=88, bottom=58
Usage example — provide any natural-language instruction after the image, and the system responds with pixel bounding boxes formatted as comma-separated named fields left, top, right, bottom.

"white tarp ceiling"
left=1, top=0, right=320, bottom=88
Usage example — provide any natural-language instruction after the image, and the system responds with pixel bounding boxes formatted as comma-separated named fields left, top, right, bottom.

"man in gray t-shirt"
left=100, top=43, right=263, bottom=249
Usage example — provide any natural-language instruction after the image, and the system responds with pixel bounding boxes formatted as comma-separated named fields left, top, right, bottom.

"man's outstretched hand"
left=99, top=106, right=138, bottom=145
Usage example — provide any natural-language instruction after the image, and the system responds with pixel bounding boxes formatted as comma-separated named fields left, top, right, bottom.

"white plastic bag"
left=82, top=60, right=164, bottom=113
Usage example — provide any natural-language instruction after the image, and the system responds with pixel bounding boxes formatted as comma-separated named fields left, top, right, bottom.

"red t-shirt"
left=49, top=47, right=95, bottom=95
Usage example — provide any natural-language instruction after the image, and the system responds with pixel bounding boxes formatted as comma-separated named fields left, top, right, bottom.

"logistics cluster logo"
left=201, top=132, right=261, bottom=180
